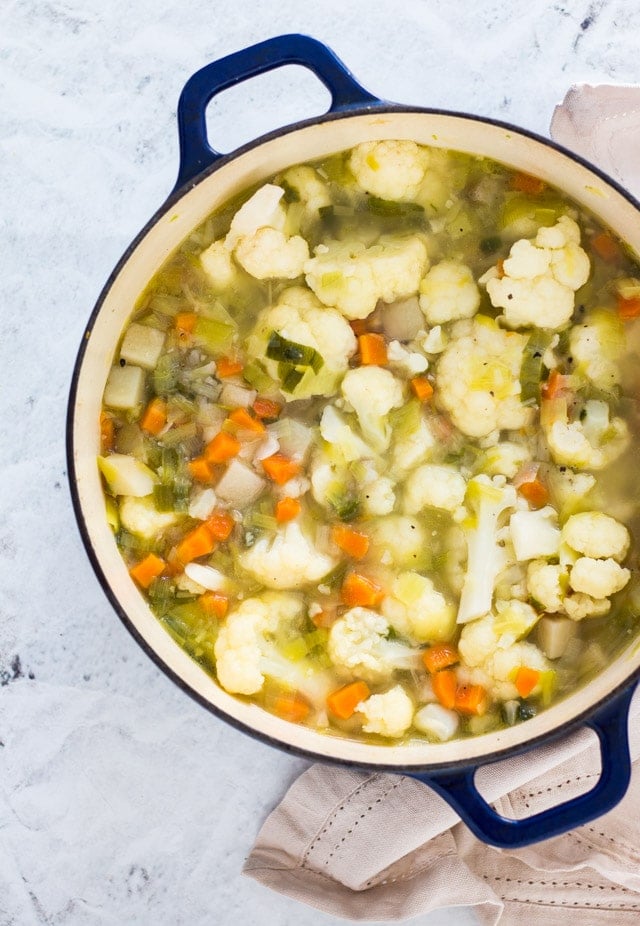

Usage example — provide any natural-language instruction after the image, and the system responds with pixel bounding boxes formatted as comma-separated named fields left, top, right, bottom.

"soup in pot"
left=98, top=140, right=640, bottom=743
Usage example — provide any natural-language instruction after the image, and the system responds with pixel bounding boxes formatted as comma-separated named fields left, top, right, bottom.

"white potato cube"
left=215, top=459, right=266, bottom=507
left=97, top=454, right=157, bottom=497
left=120, top=323, right=166, bottom=370
left=103, top=364, right=145, bottom=410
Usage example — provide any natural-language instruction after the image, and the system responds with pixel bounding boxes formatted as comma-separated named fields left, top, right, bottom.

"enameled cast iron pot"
left=68, top=34, right=640, bottom=848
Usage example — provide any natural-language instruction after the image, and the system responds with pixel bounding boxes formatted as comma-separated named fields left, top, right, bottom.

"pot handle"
left=175, top=33, right=381, bottom=190
left=408, top=683, right=636, bottom=849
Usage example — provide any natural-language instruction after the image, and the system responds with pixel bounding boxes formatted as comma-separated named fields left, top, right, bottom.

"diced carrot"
left=129, top=553, right=166, bottom=589
left=617, top=294, right=640, bottom=320
left=206, top=510, right=235, bottom=541
left=422, top=643, right=459, bottom=675
left=140, top=397, right=168, bottom=436
left=228, top=407, right=266, bottom=434
left=327, top=681, right=371, bottom=719
left=331, top=524, right=370, bottom=560
left=188, top=456, right=215, bottom=483
left=252, top=397, right=281, bottom=421
left=454, top=684, right=488, bottom=716
left=341, top=572, right=384, bottom=608
left=272, top=694, right=310, bottom=723
left=410, top=376, right=434, bottom=402
left=199, top=592, right=229, bottom=619
left=100, top=411, right=115, bottom=453
left=541, top=368, right=570, bottom=400
left=261, top=453, right=301, bottom=485
left=176, top=523, right=217, bottom=564
left=216, top=356, right=244, bottom=378
left=432, top=669, right=457, bottom=710
left=349, top=319, right=369, bottom=337
left=509, top=172, right=546, bottom=195
left=175, top=312, right=197, bottom=334
left=204, top=431, right=241, bottom=463
left=517, top=478, right=549, bottom=510
left=592, top=232, right=621, bottom=263
left=275, top=497, right=302, bottom=523
left=358, top=332, right=388, bottom=366
left=515, top=666, right=541, bottom=698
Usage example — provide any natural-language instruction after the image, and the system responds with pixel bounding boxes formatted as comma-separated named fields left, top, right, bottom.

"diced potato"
left=98, top=454, right=158, bottom=497
left=103, top=364, right=145, bottom=410
left=413, top=703, right=459, bottom=741
left=120, top=323, right=166, bottom=370
left=536, top=615, right=576, bottom=660
left=215, top=459, right=266, bottom=507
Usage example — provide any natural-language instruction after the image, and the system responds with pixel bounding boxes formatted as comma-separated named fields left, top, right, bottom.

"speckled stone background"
left=3, top=1, right=640, bottom=924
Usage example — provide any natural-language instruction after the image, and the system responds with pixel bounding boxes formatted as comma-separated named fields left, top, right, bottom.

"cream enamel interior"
left=72, top=109, right=640, bottom=769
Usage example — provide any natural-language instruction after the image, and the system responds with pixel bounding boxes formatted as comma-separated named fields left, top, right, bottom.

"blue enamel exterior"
left=175, top=33, right=381, bottom=190
left=93, top=33, right=636, bottom=848
left=410, top=682, right=636, bottom=848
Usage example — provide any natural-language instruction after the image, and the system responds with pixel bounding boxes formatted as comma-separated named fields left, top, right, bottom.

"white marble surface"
left=3, top=1, right=640, bottom=923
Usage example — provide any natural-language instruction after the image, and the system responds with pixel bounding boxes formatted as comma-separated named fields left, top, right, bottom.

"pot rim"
left=67, top=101, right=640, bottom=774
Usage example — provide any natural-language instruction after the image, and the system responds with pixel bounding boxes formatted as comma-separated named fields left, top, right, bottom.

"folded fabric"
left=244, top=86, right=640, bottom=924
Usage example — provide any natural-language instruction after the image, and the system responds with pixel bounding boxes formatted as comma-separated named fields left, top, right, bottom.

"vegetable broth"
left=99, top=140, right=640, bottom=744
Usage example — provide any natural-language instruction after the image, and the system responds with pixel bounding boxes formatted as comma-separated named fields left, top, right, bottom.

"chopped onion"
left=215, top=459, right=266, bottom=507
left=184, top=562, right=229, bottom=592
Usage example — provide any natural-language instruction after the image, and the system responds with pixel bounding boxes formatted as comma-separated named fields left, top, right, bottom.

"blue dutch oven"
left=68, top=34, right=639, bottom=849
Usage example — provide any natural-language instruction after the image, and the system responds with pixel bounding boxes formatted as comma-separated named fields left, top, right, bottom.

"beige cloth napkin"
left=243, top=87, right=640, bottom=923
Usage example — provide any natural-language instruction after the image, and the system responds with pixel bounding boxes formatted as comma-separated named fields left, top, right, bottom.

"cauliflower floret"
left=477, top=442, right=531, bottom=479
left=544, top=402, right=629, bottom=470
left=349, top=140, right=430, bottom=202
left=357, top=685, right=414, bottom=738
left=119, top=495, right=178, bottom=539
left=562, top=511, right=630, bottom=562
left=390, top=418, right=436, bottom=478
left=305, top=235, right=428, bottom=320
left=214, top=591, right=303, bottom=695
left=404, top=463, right=467, bottom=514
left=199, top=239, right=237, bottom=290
left=367, top=515, right=429, bottom=570
left=485, top=217, right=590, bottom=330
left=569, top=310, right=625, bottom=392
left=510, top=506, right=561, bottom=562
left=527, top=560, right=567, bottom=612
left=328, top=608, right=423, bottom=682
left=239, top=520, right=338, bottom=589
left=435, top=317, right=532, bottom=438
left=386, top=339, right=429, bottom=376
left=422, top=325, right=448, bottom=354
left=341, top=366, right=404, bottom=452
left=223, top=184, right=309, bottom=280
left=563, top=593, right=611, bottom=621
left=483, top=641, right=550, bottom=701
left=279, top=164, right=331, bottom=212
left=419, top=260, right=481, bottom=325
left=247, top=287, right=357, bottom=400
left=235, top=226, right=309, bottom=280
left=527, top=558, right=614, bottom=621
left=360, top=466, right=396, bottom=516
left=381, top=571, right=456, bottom=643
left=458, top=601, right=539, bottom=667
left=457, top=477, right=518, bottom=624
left=320, top=406, right=374, bottom=462
left=569, top=557, right=630, bottom=598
